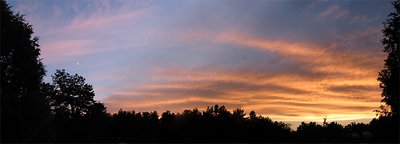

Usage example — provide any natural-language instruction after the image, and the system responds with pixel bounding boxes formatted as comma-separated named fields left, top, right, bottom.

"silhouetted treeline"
left=36, top=103, right=396, bottom=143
left=1, top=0, right=399, bottom=143
left=105, top=106, right=292, bottom=142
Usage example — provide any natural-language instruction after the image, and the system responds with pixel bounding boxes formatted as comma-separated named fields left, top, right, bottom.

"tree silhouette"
left=323, top=122, right=344, bottom=142
left=344, top=122, right=371, bottom=142
left=49, top=69, right=96, bottom=118
left=296, top=122, right=324, bottom=142
left=232, top=108, right=246, bottom=119
left=377, top=0, right=400, bottom=117
left=373, top=1, right=400, bottom=142
left=249, top=110, right=257, bottom=120
left=1, top=0, right=51, bottom=142
left=42, top=69, right=107, bottom=141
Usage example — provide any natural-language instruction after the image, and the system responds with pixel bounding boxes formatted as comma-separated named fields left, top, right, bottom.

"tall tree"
left=377, top=0, right=400, bottom=117
left=42, top=69, right=107, bottom=141
left=1, top=0, right=51, bottom=142
left=46, top=69, right=99, bottom=119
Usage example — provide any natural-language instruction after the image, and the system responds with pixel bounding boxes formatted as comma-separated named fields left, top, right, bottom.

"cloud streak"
left=102, top=27, right=383, bottom=123
left=9, top=0, right=392, bottom=127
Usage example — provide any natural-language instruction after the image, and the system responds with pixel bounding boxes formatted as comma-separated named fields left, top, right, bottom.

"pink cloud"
left=66, top=10, right=144, bottom=33
left=37, top=6, right=148, bottom=64
left=40, top=39, right=94, bottom=64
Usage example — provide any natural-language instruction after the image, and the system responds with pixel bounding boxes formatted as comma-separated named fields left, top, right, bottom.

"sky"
left=9, top=0, right=394, bottom=128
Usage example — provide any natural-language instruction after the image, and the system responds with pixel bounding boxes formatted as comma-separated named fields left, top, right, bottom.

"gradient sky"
left=9, top=0, right=394, bottom=127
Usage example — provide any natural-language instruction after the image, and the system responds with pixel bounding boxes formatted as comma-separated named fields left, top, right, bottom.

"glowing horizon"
left=9, top=0, right=393, bottom=127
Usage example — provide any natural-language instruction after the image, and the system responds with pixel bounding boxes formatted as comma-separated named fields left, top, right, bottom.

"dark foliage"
left=374, top=0, right=400, bottom=142
left=100, top=105, right=293, bottom=143
left=35, top=103, right=394, bottom=143
left=378, top=1, right=400, bottom=117
left=41, top=69, right=108, bottom=142
left=377, top=0, right=400, bottom=118
left=0, top=0, right=51, bottom=142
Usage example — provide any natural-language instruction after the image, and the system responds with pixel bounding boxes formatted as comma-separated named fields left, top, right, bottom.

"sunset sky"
left=9, top=0, right=393, bottom=127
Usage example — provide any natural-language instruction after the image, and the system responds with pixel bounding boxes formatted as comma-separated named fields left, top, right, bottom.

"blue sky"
left=8, top=0, right=394, bottom=126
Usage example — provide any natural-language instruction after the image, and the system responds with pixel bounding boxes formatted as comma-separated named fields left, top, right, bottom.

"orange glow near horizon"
left=104, top=31, right=384, bottom=124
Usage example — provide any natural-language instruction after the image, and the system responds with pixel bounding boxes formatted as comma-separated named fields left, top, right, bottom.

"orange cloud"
left=103, top=30, right=383, bottom=124
left=215, top=31, right=382, bottom=76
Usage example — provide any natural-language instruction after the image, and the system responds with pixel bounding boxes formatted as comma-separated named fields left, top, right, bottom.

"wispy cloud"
left=66, top=11, right=143, bottom=32
left=20, top=0, right=151, bottom=65
left=40, top=39, right=95, bottom=64
left=215, top=31, right=383, bottom=76
left=9, top=0, right=391, bottom=126
left=318, top=4, right=349, bottom=19
left=102, top=28, right=383, bottom=123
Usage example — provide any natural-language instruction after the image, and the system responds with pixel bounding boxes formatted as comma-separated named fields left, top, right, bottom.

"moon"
left=76, top=62, right=79, bottom=66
